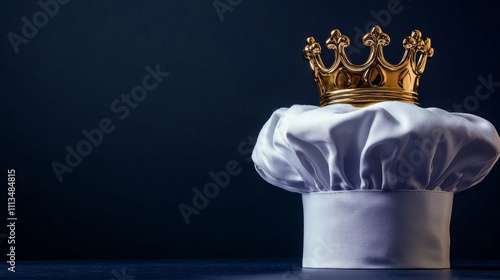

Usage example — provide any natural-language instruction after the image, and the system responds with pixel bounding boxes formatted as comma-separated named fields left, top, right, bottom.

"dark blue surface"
left=1, top=259, right=500, bottom=280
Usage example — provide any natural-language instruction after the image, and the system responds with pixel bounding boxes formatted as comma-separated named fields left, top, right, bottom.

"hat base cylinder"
left=302, top=190, right=453, bottom=269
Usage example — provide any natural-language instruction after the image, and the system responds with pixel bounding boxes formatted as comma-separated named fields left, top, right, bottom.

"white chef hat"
left=252, top=101, right=500, bottom=268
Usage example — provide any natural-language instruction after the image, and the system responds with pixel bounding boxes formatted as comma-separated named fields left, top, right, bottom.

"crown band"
left=320, top=89, right=419, bottom=107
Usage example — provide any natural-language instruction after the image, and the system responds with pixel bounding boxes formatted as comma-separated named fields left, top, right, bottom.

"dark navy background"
left=0, top=0, right=499, bottom=261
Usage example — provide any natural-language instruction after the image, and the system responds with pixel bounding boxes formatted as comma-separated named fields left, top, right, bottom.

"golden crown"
left=304, top=26, right=434, bottom=107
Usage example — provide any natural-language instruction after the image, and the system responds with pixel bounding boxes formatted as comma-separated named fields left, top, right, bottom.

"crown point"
left=304, top=37, right=322, bottom=60
left=331, top=29, right=341, bottom=36
left=411, top=30, right=422, bottom=39
left=363, top=25, right=390, bottom=47
left=326, top=29, right=350, bottom=50
left=371, top=25, right=382, bottom=33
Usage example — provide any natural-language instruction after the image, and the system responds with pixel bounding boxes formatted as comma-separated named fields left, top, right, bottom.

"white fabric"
left=252, top=102, right=500, bottom=193
left=302, top=190, right=453, bottom=269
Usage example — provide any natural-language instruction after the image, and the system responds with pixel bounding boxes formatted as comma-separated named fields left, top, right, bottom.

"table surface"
left=1, top=259, right=500, bottom=280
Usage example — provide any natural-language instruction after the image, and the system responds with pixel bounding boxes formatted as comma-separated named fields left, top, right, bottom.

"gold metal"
left=303, top=26, right=434, bottom=107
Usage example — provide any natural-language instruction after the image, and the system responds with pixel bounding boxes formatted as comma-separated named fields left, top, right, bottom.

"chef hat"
left=252, top=102, right=500, bottom=268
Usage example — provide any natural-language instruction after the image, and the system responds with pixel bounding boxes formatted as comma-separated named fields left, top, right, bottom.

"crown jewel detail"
left=304, top=26, right=434, bottom=107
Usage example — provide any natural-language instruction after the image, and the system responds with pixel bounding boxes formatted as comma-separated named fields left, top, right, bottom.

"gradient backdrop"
left=1, top=0, right=500, bottom=261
